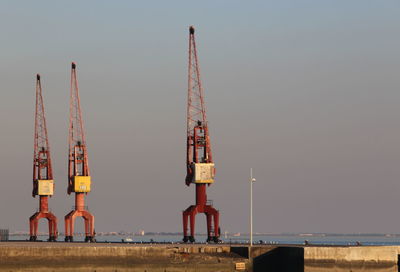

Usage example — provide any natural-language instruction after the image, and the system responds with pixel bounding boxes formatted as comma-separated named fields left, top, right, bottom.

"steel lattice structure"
left=182, top=26, right=220, bottom=243
left=29, top=74, right=58, bottom=242
left=64, top=62, right=95, bottom=242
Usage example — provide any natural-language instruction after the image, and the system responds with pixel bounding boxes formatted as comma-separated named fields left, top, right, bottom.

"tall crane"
left=29, top=74, right=58, bottom=242
left=64, top=62, right=95, bottom=242
left=182, top=26, right=220, bottom=243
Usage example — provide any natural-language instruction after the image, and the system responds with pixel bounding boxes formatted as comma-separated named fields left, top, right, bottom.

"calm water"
left=9, top=233, right=400, bottom=245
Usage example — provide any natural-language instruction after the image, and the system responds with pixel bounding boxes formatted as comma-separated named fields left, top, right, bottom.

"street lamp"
left=250, top=168, right=256, bottom=247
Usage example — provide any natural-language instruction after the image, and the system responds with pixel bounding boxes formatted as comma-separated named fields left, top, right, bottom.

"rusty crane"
left=29, top=74, right=58, bottom=242
left=182, top=26, right=220, bottom=243
left=64, top=62, right=95, bottom=242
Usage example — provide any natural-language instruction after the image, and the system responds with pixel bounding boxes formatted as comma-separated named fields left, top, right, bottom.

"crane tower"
left=29, top=74, right=58, bottom=242
left=182, top=26, right=220, bottom=243
left=64, top=62, right=95, bottom=242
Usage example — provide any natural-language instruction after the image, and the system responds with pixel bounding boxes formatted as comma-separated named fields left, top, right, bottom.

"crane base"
left=207, top=236, right=221, bottom=243
left=29, top=211, right=58, bottom=242
left=64, top=210, right=95, bottom=243
left=85, top=236, right=95, bottom=242
left=48, top=236, right=57, bottom=242
left=183, top=236, right=195, bottom=243
left=182, top=204, right=220, bottom=244
left=65, top=193, right=95, bottom=242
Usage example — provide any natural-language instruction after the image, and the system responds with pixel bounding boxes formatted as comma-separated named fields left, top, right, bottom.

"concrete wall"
left=2, top=243, right=400, bottom=272
left=249, top=245, right=400, bottom=272
left=0, top=243, right=249, bottom=272
left=304, top=246, right=400, bottom=266
left=305, top=266, right=397, bottom=272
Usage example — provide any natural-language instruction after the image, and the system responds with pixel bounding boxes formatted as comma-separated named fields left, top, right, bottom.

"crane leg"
left=29, top=211, right=58, bottom=242
left=46, top=212, right=58, bottom=241
left=206, top=213, right=213, bottom=242
left=64, top=210, right=75, bottom=242
left=182, top=211, right=189, bottom=242
left=213, top=212, right=220, bottom=242
left=205, top=205, right=220, bottom=243
left=65, top=209, right=95, bottom=242
left=47, top=219, right=53, bottom=241
left=69, top=211, right=80, bottom=242
left=82, top=211, right=95, bottom=242
left=29, top=212, right=40, bottom=241
left=182, top=205, right=197, bottom=243
left=189, top=212, right=196, bottom=242
left=52, top=217, right=58, bottom=241
left=84, top=216, right=89, bottom=240
left=183, top=204, right=221, bottom=243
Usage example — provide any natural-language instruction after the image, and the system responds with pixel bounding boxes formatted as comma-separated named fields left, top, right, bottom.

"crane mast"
left=64, top=62, right=95, bottom=242
left=182, top=26, right=220, bottom=243
left=185, top=26, right=213, bottom=185
left=68, top=62, right=90, bottom=193
left=29, top=74, right=58, bottom=242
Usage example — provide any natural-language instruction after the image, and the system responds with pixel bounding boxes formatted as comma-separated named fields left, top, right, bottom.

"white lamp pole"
left=250, top=168, right=256, bottom=247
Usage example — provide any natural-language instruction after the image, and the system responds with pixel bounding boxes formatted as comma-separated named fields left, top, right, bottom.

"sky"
left=0, top=0, right=400, bottom=235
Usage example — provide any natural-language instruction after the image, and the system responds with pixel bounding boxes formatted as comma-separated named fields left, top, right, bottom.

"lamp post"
left=250, top=168, right=256, bottom=247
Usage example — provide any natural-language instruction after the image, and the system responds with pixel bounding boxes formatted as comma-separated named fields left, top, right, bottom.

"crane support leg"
left=182, top=184, right=220, bottom=243
left=64, top=193, right=95, bottom=242
left=29, top=196, right=58, bottom=241
left=205, top=205, right=220, bottom=243
left=206, top=213, right=212, bottom=241
left=182, top=205, right=197, bottom=243
left=189, top=209, right=197, bottom=242
left=182, top=210, right=189, bottom=242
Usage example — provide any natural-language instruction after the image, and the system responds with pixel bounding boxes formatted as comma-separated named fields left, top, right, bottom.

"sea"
left=8, top=233, right=400, bottom=245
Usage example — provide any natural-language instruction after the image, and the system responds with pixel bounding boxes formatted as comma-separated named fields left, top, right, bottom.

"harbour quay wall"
left=250, top=245, right=400, bottom=271
left=2, top=243, right=400, bottom=272
left=304, top=246, right=400, bottom=270
left=0, top=242, right=252, bottom=272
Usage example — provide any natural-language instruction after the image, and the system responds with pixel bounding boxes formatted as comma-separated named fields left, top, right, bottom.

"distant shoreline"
left=8, top=232, right=400, bottom=237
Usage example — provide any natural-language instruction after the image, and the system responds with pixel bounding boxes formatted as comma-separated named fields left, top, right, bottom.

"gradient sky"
left=0, top=1, right=400, bottom=234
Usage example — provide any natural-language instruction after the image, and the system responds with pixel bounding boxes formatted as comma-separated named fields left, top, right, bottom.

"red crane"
left=182, top=26, right=220, bottom=243
left=29, top=74, right=58, bottom=242
left=64, top=62, right=95, bottom=242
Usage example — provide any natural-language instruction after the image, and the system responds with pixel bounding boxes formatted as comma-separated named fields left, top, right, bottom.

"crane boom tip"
left=189, top=26, right=195, bottom=34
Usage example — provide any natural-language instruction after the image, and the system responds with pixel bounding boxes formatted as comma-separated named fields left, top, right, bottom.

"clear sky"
left=0, top=0, right=400, bottom=234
